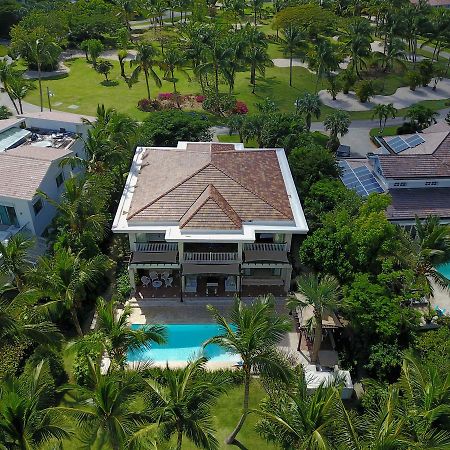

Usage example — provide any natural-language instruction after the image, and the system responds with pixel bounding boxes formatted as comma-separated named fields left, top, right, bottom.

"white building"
left=0, top=112, right=93, bottom=246
left=113, top=142, right=308, bottom=300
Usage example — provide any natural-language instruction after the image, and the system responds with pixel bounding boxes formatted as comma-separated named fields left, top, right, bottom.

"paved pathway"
left=319, top=79, right=450, bottom=111
left=272, top=57, right=350, bottom=71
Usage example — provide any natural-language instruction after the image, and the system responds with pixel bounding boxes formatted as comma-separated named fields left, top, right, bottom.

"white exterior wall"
left=0, top=196, right=34, bottom=232
left=23, top=117, right=90, bottom=137
left=386, top=178, right=450, bottom=189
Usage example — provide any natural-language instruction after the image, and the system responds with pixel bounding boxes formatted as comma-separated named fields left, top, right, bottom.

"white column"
left=178, top=242, right=184, bottom=262
left=129, top=233, right=137, bottom=251
left=128, top=267, right=136, bottom=291
left=181, top=275, right=186, bottom=292
left=284, top=267, right=292, bottom=293
left=285, top=234, right=292, bottom=252
left=237, top=242, right=243, bottom=262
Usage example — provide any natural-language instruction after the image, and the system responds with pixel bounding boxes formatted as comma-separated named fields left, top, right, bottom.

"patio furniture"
left=165, top=276, right=173, bottom=288
left=149, top=271, right=158, bottom=281
left=141, top=276, right=151, bottom=287
left=161, top=271, right=170, bottom=281
left=152, top=279, right=163, bottom=289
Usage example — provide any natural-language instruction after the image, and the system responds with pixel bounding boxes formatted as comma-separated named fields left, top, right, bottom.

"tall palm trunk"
left=144, top=68, right=151, bottom=99
left=176, top=427, right=183, bottom=450
left=70, top=307, right=83, bottom=336
left=251, top=64, right=256, bottom=94
left=227, top=367, right=250, bottom=444
left=289, top=50, right=293, bottom=87
left=311, top=310, right=322, bottom=364
left=5, top=89, right=19, bottom=114
left=37, top=61, right=43, bottom=112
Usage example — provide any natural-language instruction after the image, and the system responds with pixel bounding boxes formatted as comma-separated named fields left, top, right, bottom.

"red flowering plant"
left=232, top=100, right=249, bottom=115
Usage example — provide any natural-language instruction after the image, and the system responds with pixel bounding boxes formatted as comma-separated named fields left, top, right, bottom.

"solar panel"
left=388, top=136, right=410, bottom=153
left=339, top=162, right=385, bottom=197
left=405, top=134, right=425, bottom=148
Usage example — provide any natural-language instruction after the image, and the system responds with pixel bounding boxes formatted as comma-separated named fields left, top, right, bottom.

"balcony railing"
left=244, top=243, right=287, bottom=252
left=136, top=242, right=178, bottom=252
left=184, top=252, right=239, bottom=263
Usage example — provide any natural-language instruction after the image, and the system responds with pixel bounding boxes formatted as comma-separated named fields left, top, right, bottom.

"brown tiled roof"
left=180, top=184, right=242, bottom=229
left=378, top=132, right=450, bottom=179
left=6, top=145, right=72, bottom=161
left=386, top=188, right=450, bottom=221
left=128, top=144, right=293, bottom=229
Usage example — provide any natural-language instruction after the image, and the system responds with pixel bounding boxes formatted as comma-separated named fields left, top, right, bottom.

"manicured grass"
left=61, top=380, right=276, bottom=449
left=0, top=44, right=8, bottom=57
left=369, top=125, right=399, bottom=137
left=218, top=134, right=258, bottom=147
left=24, top=57, right=329, bottom=117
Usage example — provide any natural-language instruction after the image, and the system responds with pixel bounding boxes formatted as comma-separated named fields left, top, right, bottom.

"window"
left=33, top=199, right=43, bottom=216
left=393, top=182, right=407, bottom=187
left=0, top=205, right=18, bottom=226
left=425, top=181, right=438, bottom=186
left=56, top=172, right=64, bottom=187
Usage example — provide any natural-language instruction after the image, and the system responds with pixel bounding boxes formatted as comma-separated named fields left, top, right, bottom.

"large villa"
left=113, top=142, right=308, bottom=300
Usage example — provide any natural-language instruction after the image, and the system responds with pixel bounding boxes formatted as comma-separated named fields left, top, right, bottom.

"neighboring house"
left=0, top=112, right=93, bottom=249
left=339, top=123, right=450, bottom=226
left=113, top=142, right=308, bottom=300
left=410, top=0, right=450, bottom=7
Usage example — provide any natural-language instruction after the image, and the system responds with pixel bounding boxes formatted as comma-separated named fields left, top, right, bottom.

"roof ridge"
left=180, top=184, right=242, bottom=229
left=210, top=157, right=292, bottom=220
left=128, top=161, right=212, bottom=219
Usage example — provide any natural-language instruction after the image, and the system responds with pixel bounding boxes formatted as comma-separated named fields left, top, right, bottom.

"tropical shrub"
left=418, top=60, right=434, bottom=87
left=137, top=98, right=161, bottom=112
left=94, top=59, right=113, bottom=80
left=233, top=100, right=249, bottom=115
left=115, top=265, right=132, bottom=301
left=354, top=80, right=375, bottom=103
left=202, top=92, right=236, bottom=116
left=0, top=105, right=12, bottom=119
left=158, top=92, right=174, bottom=100
left=406, top=70, right=422, bottom=91
left=195, top=94, right=205, bottom=103
left=73, top=331, right=104, bottom=385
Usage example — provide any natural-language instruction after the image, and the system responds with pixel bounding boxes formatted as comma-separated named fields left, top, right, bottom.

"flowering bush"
left=195, top=95, right=205, bottom=103
left=233, top=100, right=249, bottom=115
left=158, top=92, right=174, bottom=101
left=137, top=98, right=161, bottom=112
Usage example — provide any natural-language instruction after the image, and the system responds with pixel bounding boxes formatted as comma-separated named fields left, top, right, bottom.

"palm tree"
left=0, top=233, right=34, bottom=291
left=323, top=109, right=351, bottom=151
left=28, top=249, right=111, bottom=336
left=58, top=359, right=148, bottom=450
left=38, top=176, right=108, bottom=250
left=255, top=370, right=338, bottom=449
left=130, top=42, right=162, bottom=99
left=206, top=296, right=292, bottom=445
left=280, top=25, right=306, bottom=87
left=371, top=103, right=397, bottom=133
left=96, top=297, right=166, bottom=370
left=118, top=49, right=128, bottom=78
left=295, top=93, right=322, bottom=131
left=0, top=361, right=71, bottom=448
left=341, top=18, right=371, bottom=79
left=160, top=47, right=190, bottom=107
left=402, top=215, right=450, bottom=294
left=114, top=0, right=136, bottom=31
left=0, top=60, right=20, bottom=114
left=287, top=274, right=340, bottom=365
left=138, top=357, right=228, bottom=450
left=397, top=351, right=450, bottom=447
left=26, top=37, right=60, bottom=111
left=249, top=0, right=264, bottom=25
left=7, top=75, right=35, bottom=114
left=0, top=287, right=62, bottom=347
left=244, top=26, right=273, bottom=94
left=308, top=38, right=341, bottom=91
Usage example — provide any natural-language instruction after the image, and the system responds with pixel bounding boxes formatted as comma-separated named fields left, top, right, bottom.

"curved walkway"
left=319, top=79, right=450, bottom=111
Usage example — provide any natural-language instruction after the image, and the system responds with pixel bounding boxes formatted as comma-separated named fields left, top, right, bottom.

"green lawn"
left=61, top=380, right=277, bottom=449
left=369, top=125, right=399, bottom=137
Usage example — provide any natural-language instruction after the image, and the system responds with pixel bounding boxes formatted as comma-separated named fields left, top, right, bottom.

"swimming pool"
left=436, top=262, right=450, bottom=281
left=127, top=323, right=239, bottom=363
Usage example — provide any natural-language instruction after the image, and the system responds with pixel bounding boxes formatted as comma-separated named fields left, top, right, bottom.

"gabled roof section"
left=180, top=184, right=242, bottom=229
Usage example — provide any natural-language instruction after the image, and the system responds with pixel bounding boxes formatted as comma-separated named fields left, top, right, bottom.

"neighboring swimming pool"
left=127, top=323, right=239, bottom=363
left=436, top=262, right=450, bottom=281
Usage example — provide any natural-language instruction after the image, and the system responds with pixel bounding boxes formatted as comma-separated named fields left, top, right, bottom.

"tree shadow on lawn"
left=101, top=80, right=119, bottom=87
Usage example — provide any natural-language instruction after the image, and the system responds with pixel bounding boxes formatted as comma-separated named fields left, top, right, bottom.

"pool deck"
left=121, top=296, right=308, bottom=369
left=430, top=279, right=450, bottom=316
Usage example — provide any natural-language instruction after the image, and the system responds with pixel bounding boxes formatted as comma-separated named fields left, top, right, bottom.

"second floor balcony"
left=135, top=242, right=178, bottom=252
left=183, top=252, right=239, bottom=263
left=243, top=242, right=288, bottom=264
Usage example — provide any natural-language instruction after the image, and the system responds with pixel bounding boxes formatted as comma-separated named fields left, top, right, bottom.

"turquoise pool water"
left=437, top=262, right=450, bottom=280
left=127, top=324, right=238, bottom=363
